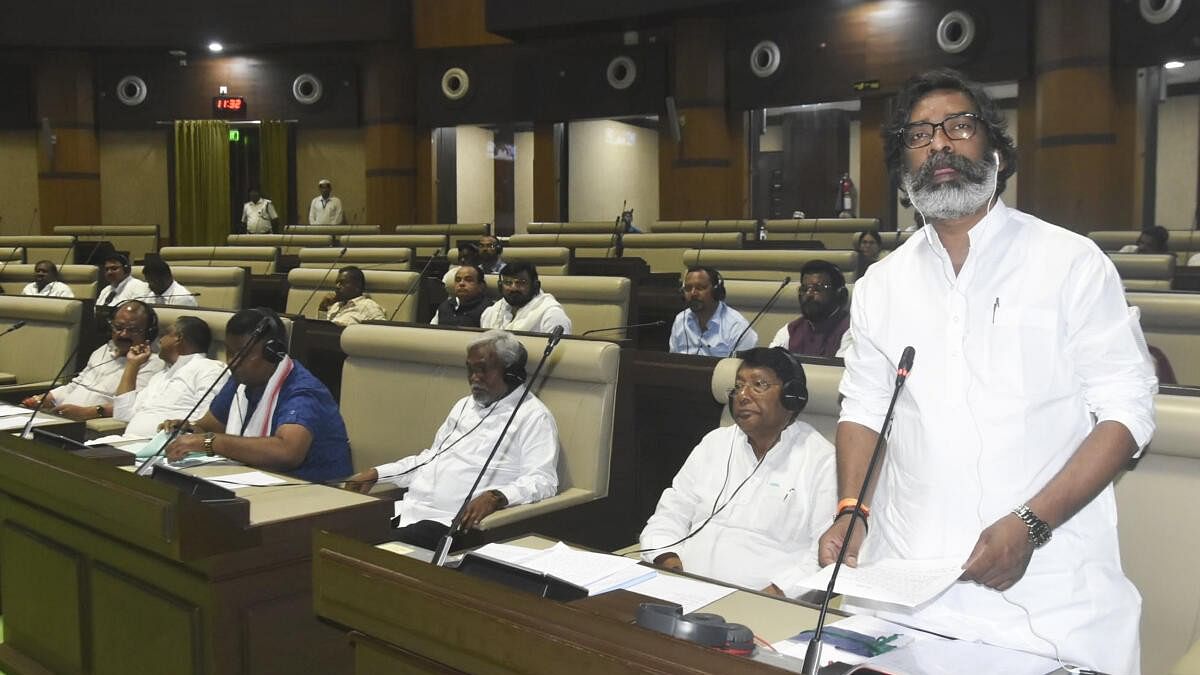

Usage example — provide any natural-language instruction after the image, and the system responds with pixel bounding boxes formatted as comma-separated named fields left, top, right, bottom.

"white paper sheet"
left=795, top=558, right=964, bottom=607
left=851, top=637, right=1062, bottom=675
left=623, top=573, right=736, bottom=613
left=205, top=471, right=289, bottom=488
left=0, top=403, right=33, bottom=418
left=0, top=412, right=59, bottom=431
left=471, top=541, right=652, bottom=595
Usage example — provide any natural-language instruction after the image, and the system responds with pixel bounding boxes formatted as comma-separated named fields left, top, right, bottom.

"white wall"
left=455, top=125, right=495, bottom=225
left=1156, top=94, right=1199, bottom=231
left=568, top=119, right=659, bottom=230
left=297, top=128, right=366, bottom=225
left=0, top=131, right=40, bottom=234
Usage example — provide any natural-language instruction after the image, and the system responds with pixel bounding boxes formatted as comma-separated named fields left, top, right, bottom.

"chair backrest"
left=1088, top=230, right=1140, bottom=252
left=536, top=275, right=630, bottom=338
left=875, top=231, right=914, bottom=251
left=338, top=325, right=621, bottom=505
left=0, top=247, right=24, bottom=265
left=1127, top=291, right=1200, bottom=385
left=1108, top=253, right=1176, bottom=291
left=710, top=357, right=843, bottom=442
left=0, top=296, right=83, bottom=387
left=227, top=234, right=334, bottom=255
left=160, top=246, right=279, bottom=275
left=526, top=222, right=625, bottom=236
left=506, top=234, right=620, bottom=258
left=153, top=306, right=294, bottom=362
left=765, top=218, right=880, bottom=234
left=0, top=236, right=76, bottom=267
left=298, top=247, right=413, bottom=271
left=499, top=247, right=570, bottom=275
left=53, top=225, right=159, bottom=263
left=284, top=224, right=381, bottom=236
left=0, top=264, right=99, bottom=300
left=286, top=268, right=421, bottom=322
left=133, top=265, right=246, bottom=311
left=721, top=279, right=810, bottom=348
left=393, top=223, right=491, bottom=237
left=682, top=248, right=862, bottom=283
left=622, top=232, right=745, bottom=273
left=1168, top=231, right=1200, bottom=266
left=337, top=235, right=446, bottom=257
left=651, top=220, right=758, bottom=235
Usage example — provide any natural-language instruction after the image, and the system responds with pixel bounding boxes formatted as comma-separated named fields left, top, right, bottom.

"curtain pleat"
left=259, top=121, right=290, bottom=227
left=174, top=120, right=231, bottom=246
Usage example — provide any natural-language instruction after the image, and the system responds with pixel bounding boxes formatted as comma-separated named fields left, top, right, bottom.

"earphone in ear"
left=993, top=149, right=1000, bottom=167
left=253, top=308, right=289, bottom=364
left=502, top=347, right=529, bottom=389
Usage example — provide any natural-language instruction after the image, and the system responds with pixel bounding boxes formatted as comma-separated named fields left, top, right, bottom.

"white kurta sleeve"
left=111, top=389, right=139, bottom=422
left=638, top=432, right=718, bottom=562
left=770, top=440, right=838, bottom=597
left=489, top=407, right=559, bottom=506
left=308, top=198, right=319, bottom=225
left=768, top=324, right=789, bottom=349
left=538, top=305, right=572, bottom=335
left=837, top=276, right=896, bottom=433
left=374, top=404, right=462, bottom=487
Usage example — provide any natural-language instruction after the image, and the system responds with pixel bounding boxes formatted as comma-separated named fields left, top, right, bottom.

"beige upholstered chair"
left=765, top=218, right=880, bottom=249
left=874, top=231, right=914, bottom=251
left=1090, top=230, right=1199, bottom=266
left=1127, top=291, right=1200, bottom=385
left=682, top=248, right=861, bottom=284
left=499, top=247, right=570, bottom=275
left=338, top=325, right=621, bottom=530
left=160, top=246, right=279, bottom=275
left=651, top=220, right=758, bottom=235
left=1108, top=253, right=1176, bottom=291
left=284, top=225, right=381, bottom=236
left=0, top=236, right=76, bottom=266
left=525, top=222, right=625, bottom=236
left=507, top=234, right=620, bottom=258
left=227, top=234, right=334, bottom=255
left=0, top=264, right=100, bottom=300
left=53, top=225, right=159, bottom=263
left=1088, top=230, right=1139, bottom=252
left=0, top=296, right=83, bottom=392
left=132, top=265, right=246, bottom=311
left=535, top=275, right=630, bottom=338
left=393, top=224, right=490, bottom=237
left=154, top=306, right=293, bottom=362
left=709, top=357, right=842, bottom=443
left=623, top=232, right=744, bottom=273
left=722, top=279, right=807, bottom=349
left=286, top=268, right=421, bottom=322
left=298, top=247, right=413, bottom=272
left=337, top=234, right=446, bottom=258
left=0, top=247, right=24, bottom=265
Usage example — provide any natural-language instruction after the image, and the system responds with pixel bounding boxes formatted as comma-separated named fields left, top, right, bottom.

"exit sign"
left=228, top=129, right=240, bottom=142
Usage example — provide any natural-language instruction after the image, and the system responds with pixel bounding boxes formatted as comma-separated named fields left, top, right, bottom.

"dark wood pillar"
left=658, top=18, right=748, bottom=220
left=532, top=122, right=560, bottom=223
left=35, top=51, right=100, bottom=231
left=859, top=97, right=896, bottom=229
left=1019, top=0, right=1138, bottom=231
left=363, top=42, right=418, bottom=225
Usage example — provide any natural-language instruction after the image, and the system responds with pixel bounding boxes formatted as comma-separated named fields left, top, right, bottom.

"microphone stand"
left=580, top=319, right=666, bottom=337
left=19, top=343, right=83, bottom=440
left=0, top=321, right=26, bottom=338
left=726, top=275, right=791, bottom=357
left=801, top=346, right=915, bottom=675
left=431, top=328, right=565, bottom=567
left=389, top=248, right=442, bottom=322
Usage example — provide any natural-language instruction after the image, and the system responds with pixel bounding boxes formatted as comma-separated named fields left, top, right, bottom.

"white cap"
left=318, top=178, right=332, bottom=186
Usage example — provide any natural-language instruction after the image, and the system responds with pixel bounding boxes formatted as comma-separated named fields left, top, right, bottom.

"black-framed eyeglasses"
left=800, top=283, right=836, bottom=294
left=726, top=380, right=782, bottom=398
left=898, top=112, right=981, bottom=149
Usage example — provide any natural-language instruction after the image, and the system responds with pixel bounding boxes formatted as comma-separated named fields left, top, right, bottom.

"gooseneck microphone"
left=0, top=321, right=26, bottom=338
left=133, top=317, right=273, bottom=476
left=19, top=342, right=83, bottom=440
left=726, top=276, right=791, bottom=357
left=580, top=319, right=667, bottom=336
left=296, top=247, right=348, bottom=318
left=801, top=345, right=916, bottom=675
left=389, top=248, right=442, bottom=322
left=432, top=325, right=565, bottom=567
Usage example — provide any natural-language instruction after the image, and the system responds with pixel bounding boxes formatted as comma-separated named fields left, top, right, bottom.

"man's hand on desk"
left=159, top=418, right=195, bottom=435
left=165, top=433, right=206, bottom=461
left=817, top=514, right=865, bottom=568
left=21, top=393, right=51, bottom=409
left=344, top=468, right=378, bottom=493
left=53, top=403, right=103, bottom=421
left=652, top=553, right=684, bottom=573
left=761, top=583, right=784, bottom=597
left=960, top=513, right=1033, bottom=591
left=461, top=491, right=504, bottom=530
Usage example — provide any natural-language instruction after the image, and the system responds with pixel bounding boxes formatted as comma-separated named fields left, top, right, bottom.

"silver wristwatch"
left=1012, top=504, right=1052, bottom=548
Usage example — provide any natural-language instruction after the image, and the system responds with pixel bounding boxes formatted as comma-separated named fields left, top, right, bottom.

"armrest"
left=86, top=417, right=128, bottom=435
left=478, top=487, right=598, bottom=530
left=0, top=381, right=62, bottom=401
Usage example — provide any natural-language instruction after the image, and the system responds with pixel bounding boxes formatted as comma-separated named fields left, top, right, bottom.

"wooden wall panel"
left=36, top=52, right=100, bottom=230
left=0, top=64, right=35, bottom=130
left=532, top=123, right=559, bottom=222
left=522, top=44, right=668, bottom=122
left=858, top=98, right=891, bottom=226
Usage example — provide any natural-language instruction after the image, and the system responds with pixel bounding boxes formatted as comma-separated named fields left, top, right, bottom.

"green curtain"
left=259, top=121, right=290, bottom=227
left=174, top=120, right=231, bottom=246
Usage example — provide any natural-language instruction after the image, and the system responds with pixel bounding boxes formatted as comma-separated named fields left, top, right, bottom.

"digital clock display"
left=212, top=96, right=247, bottom=118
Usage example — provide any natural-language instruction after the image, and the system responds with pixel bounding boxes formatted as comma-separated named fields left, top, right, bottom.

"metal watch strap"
left=1012, top=504, right=1052, bottom=548
left=202, top=432, right=216, bottom=457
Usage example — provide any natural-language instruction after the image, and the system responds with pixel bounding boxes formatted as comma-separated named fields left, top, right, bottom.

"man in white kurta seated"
left=479, top=263, right=572, bottom=335
left=345, top=330, right=560, bottom=550
left=21, top=260, right=74, bottom=298
left=639, top=347, right=836, bottom=596
left=142, top=258, right=198, bottom=307
left=22, top=300, right=165, bottom=420
left=112, top=316, right=227, bottom=439
left=96, top=253, right=151, bottom=308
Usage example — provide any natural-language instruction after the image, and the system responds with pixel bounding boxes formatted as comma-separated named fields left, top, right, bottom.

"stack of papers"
left=471, top=542, right=657, bottom=596
left=794, top=558, right=965, bottom=607
left=623, top=573, right=736, bottom=613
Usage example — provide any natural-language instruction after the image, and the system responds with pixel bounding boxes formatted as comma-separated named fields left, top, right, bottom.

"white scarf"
left=493, top=292, right=557, bottom=332
left=226, top=356, right=293, bottom=437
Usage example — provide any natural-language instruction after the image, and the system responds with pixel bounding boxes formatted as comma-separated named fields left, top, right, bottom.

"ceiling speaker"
left=750, top=40, right=781, bottom=78
left=937, top=10, right=977, bottom=54
left=1140, top=0, right=1182, bottom=24
left=441, top=67, right=470, bottom=101
left=292, top=73, right=324, bottom=105
left=115, top=75, right=148, bottom=107
left=606, top=55, right=638, bottom=90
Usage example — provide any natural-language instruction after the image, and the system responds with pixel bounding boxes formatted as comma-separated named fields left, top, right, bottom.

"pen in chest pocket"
left=992, top=297, right=999, bottom=324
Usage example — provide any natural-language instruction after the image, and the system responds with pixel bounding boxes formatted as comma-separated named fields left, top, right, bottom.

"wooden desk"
left=0, top=437, right=392, bottom=675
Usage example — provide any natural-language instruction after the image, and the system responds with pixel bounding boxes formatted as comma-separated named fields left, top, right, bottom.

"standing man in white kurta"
left=816, top=69, right=1156, bottom=674
left=639, top=347, right=836, bottom=597
left=308, top=179, right=345, bottom=225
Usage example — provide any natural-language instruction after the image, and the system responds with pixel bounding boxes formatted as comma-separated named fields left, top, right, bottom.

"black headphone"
left=502, top=345, right=529, bottom=390
left=683, top=267, right=726, bottom=301
left=252, top=308, right=289, bottom=364
left=728, top=347, right=809, bottom=413
left=106, top=253, right=131, bottom=275
left=114, top=299, right=159, bottom=342
left=635, top=603, right=754, bottom=655
left=801, top=262, right=849, bottom=309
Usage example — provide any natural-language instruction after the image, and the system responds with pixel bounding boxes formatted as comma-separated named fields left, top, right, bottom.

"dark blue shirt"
left=209, top=360, right=352, bottom=483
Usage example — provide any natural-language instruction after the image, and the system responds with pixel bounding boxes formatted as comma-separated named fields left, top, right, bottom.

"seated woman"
left=855, top=230, right=885, bottom=276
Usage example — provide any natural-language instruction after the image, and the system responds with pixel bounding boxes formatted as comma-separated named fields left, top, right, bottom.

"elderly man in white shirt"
left=96, top=253, right=151, bottom=307
left=142, top=258, right=198, bottom=307
left=308, top=179, right=345, bottom=225
left=817, top=69, right=1156, bottom=675
left=241, top=187, right=280, bottom=234
left=22, top=300, right=165, bottom=421
left=22, top=260, right=74, bottom=298
left=346, top=329, right=560, bottom=550
left=112, top=315, right=226, bottom=440
left=479, top=263, right=572, bottom=335
left=640, top=348, right=835, bottom=596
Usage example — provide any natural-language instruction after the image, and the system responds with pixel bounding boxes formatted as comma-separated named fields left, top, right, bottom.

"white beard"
left=903, top=161, right=998, bottom=222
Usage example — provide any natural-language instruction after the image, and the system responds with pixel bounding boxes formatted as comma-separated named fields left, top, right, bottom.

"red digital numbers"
left=212, top=97, right=247, bottom=117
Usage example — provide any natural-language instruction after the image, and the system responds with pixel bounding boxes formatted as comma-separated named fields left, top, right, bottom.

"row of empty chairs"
left=1089, top=230, right=1200, bottom=266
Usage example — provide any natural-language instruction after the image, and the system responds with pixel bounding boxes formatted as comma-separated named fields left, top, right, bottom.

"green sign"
left=228, top=129, right=240, bottom=142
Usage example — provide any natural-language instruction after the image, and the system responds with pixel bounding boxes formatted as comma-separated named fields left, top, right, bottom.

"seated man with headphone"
left=638, top=347, right=836, bottom=596
left=669, top=266, right=757, bottom=356
left=480, top=262, right=573, bottom=336
left=769, top=260, right=853, bottom=358
left=162, top=308, right=352, bottom=483
left=344, top=330, right=560, bottom=550
left=98, top=252, right=151, bottom=307
left=22, top=299, right=165, bottom=421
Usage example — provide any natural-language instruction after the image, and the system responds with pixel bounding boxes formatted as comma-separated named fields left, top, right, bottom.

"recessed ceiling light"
left=208, top=42, right=224, bottom=53
left=1164, top=60, right=1185, bottom=69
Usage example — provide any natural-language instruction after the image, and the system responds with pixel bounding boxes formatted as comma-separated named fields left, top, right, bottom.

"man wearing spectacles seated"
left=669, top=266, right=757, bottom=357
left=639, top=347, right=835, bottom=596
left=479, top=262, right=572, bottom=335
left=769, top=260, right=851, bottom=358
left=21, top=300, right=165, bottom=421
